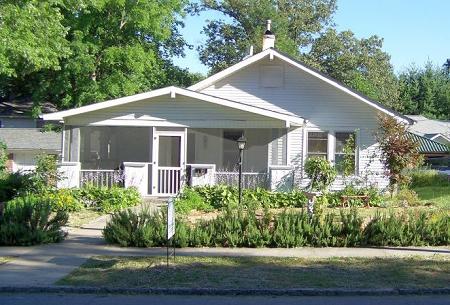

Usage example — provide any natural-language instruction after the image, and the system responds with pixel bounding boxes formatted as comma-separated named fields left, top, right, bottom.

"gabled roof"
left=407, top=132, right=449, bottom=154
left=406, top=115, right=450, bottom=141
left=42, top=86, right=304, bottom=126
left=0, top=98, right=58, bottom=117
left=189, top=48, right=413, bottom=124
left=0, top=128, right=61, bottom=151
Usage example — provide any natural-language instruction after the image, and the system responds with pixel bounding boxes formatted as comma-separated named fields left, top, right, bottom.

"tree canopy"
left=0, top=0, right=199, bottom=113
left=0, top=0, right=448, bottom=120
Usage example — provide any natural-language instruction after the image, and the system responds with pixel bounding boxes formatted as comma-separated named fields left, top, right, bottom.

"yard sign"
left=166, top=197, right=176, bottom=266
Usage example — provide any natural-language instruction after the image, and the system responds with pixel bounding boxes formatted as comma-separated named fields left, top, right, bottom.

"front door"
left=152, top=130, right=185, bottom=196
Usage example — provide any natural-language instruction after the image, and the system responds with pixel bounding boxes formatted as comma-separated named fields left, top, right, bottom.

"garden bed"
left=58, top=255, right=450, bottom=289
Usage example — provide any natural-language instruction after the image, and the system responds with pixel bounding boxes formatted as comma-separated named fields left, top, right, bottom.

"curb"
left=0, top=286, right=449, bottom=296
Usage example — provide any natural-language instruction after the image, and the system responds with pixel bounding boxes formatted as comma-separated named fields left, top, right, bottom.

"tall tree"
left=306, top=29, right=401, bottom=110
left=399, top=62, right=450, bottom=120
left=197, top=0, right=337, bottom=74
left=0, top=0, right=198, bottom=113
left=198, top=1, right=400, bottom=110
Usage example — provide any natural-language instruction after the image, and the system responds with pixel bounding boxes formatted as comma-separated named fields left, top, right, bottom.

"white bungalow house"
left=42, top=24, right=413, bottom=197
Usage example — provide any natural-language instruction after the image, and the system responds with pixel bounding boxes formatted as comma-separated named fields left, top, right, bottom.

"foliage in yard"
left=103, top=207, right=449, bottom=248
left=0, top=172, right=32, bottom=203
left=74, top=185, right=141, bottom=213
left=408, top=169, right=450, bottom=188
left=364, top=211, right=449, bottom=246
left=326, top=185, right=384, bottom=208
left=176, top=186, right=308, bottom=214
left=304, top=157, right=337, bottom=192
left=28, top=154, right=60, bottom=193
left=103, top=209, right=166, bottom=247
left=45, top=188, right=84, bottom=212
left=375, top=114, right=422, bottom=193
left=0, top=141, right=7, bottom=175
left=0, top=195, right=68, bottom=246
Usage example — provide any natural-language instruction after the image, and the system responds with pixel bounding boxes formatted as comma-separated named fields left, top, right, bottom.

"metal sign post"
left=167, top=197, right=176, bottom=267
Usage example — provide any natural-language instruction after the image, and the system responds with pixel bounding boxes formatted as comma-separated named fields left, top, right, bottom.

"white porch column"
left=123, top=162, right=148, bottom=196
left=269, top=165, right=294, bottom=192
left=58, top=162, right=81, bottom=188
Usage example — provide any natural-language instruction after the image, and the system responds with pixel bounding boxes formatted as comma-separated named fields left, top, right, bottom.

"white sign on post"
left=167, top=198, right=175, bottom=240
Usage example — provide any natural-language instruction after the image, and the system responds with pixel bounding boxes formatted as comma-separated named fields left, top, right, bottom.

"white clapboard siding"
left=65, top=96, right=286, bottom=129
left=201, top=58, right=389, bottom=189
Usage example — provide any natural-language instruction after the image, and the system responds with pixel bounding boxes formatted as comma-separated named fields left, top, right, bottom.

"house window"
left=222, top=130, right=243, bottom=170
left=307, top=131, right=328, bottom=159
left=335, top=132, right=356, bottom=174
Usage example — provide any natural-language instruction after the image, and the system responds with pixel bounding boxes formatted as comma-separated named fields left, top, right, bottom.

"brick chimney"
left=262, top=20, right=275, bottom=50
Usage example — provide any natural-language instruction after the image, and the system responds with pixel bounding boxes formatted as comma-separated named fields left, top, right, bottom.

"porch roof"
left=41, top=86, right=304, bottom=127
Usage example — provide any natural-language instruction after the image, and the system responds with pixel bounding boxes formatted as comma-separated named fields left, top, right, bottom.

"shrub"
left=45, top=189, right=83, bottom=212
left=408, top=169, right=449, bottom=188
left=104, top=207, right=448, bottom=248
left=304, top=157, right=336, bottom=192
left=364, top=211, right=449, bottom=246
left=74, top=186, right=141, bottom=212
left=0, top=172, right=32, bottom=202
left=327, top=185, right=384, bottom=208
left=393, top=189, right=420, bottom=207
left=0, top=195, right=68, bottom=246
left=28, top=154, right=60, bottom=193
left=175, top=187, right=214, bottom=214
left=187, top=185, right=307, bottom=211
left=103, top=209, right=166, bottom=247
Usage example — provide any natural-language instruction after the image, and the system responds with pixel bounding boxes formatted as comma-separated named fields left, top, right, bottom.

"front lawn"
left=58, top=255, right=450, bottom=289
left=413, top=186, right=450, bottom=209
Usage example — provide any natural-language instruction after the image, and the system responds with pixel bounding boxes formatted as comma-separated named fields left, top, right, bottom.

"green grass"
left=58, top=255, right=450, bottom=289
left=413, top=186, right=450, bottom=209
left=67, top=208, right=104, bottom=228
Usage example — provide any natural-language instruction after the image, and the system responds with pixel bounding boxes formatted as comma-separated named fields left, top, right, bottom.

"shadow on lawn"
left=60, top=255, right=450, bottom=289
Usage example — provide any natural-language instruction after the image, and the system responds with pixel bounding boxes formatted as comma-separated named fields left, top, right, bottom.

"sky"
left=172, top=0, right=450, bottom=75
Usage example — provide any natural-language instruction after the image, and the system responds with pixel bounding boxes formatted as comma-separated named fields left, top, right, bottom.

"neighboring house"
left=0, top=99, right=61, bottom=172
left=406, top=115, right=450, bottom=146
left=406, top=115, right=450, bottom=169
left=43, top=23, right=413, bottom=196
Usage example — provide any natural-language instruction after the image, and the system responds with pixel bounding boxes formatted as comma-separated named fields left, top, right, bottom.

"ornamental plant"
left=375, top=114, right=422, bottom=194
left=304, top=157, right=337, bottom=192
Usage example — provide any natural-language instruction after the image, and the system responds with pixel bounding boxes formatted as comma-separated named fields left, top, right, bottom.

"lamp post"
left=236, top=135, right=247, bottom=205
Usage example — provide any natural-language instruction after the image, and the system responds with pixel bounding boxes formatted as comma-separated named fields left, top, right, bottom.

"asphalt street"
left=0, top=294, right=449, bottom=305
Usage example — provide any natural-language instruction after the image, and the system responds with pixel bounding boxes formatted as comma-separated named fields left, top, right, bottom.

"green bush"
left=103, top=207, right=449, bottom=248
left=103, top=209, right=166, bottom=247
left=183, top=185, right=307, bottom=212
left=0, top=172, right=32, bottom=202
left=0, top=195, right=68, bottom=246
left=393, top=189, right=421, bottom=207
left=175, top=187, right=214, bottom=214
left=45, top=189, right=83, bottom=212
left=408, top=169, right=449, bottom=188
left=327, top=185, right=384, bottom=208
left=304, top=157, right=337, bottom=192
left=364, top=211, right=449, bottom=246
left=74, top=186, right=141, bottom=212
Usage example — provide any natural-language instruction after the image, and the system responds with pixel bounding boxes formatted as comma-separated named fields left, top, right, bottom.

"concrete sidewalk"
left=0, top=224, right=449, bottom=287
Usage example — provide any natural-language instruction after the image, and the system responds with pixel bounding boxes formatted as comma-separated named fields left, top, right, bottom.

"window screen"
left=307, top=131, right=328, bottom=159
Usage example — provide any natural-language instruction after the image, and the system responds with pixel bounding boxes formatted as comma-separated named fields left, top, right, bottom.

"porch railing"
left=214, top=171, right=269, bottom=189
left=80, top=170, right=123, bottom=188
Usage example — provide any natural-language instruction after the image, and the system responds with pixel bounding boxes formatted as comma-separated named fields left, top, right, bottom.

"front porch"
left=59, top=126, right=294, bottom=196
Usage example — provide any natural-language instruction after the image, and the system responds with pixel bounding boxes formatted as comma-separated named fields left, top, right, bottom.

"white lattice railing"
left=80, top=170, right=123, bottom=188
left=214, top=172, right=269, bottom=189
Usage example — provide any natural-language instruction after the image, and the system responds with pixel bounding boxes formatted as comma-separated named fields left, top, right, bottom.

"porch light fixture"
left=236, top=135, right=247, bottom=205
